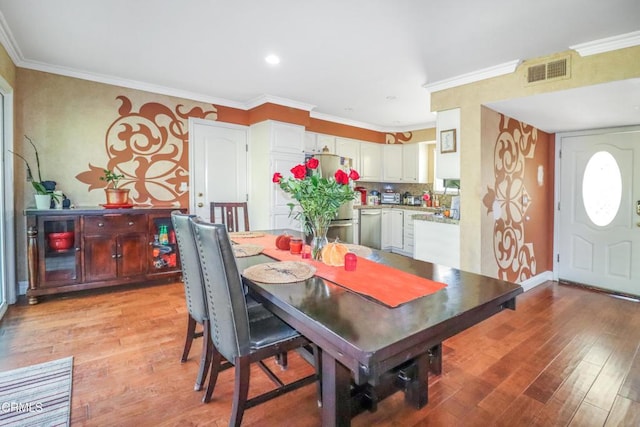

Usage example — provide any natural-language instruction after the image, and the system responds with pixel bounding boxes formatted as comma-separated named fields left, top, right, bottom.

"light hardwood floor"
left=0, top=280, right=639, bottom=426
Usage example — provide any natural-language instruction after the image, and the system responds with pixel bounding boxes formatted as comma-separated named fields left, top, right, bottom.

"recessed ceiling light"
left=386, top=96, right=397, bottom=100
left=265, top=54, right=280, bottom=65
left=344, top=107, right=354, bottom=111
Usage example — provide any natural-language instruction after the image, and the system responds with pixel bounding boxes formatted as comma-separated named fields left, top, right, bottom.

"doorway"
left=1, top=83, right=16, bottom=318
left=188, top=118, right=248, bottom=221
left=556, top=126, right=640, bottom=297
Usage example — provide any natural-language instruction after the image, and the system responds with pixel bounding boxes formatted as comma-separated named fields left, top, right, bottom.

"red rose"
left=291, top=164, right=307, bottom=180
left=335, top=169, right=349, bottom=185
left=272, top=172, right=283, bottom=183
left=349, top=169, right=360, bottom=181
left=306, top=158, right=319, bottom=169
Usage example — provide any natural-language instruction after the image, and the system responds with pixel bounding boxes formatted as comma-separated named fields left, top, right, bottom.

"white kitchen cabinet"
left=305, top=132, right=336, bottom=154
left=401, top=210, right=415, bottom=257
left=382, top=144, right=403, bottom=182
left=249, top=121, right=304, bottom=231
left=413, top=219, right=460, bottom=269
left=269, top=120, right=305, bottom=154
left=335, top=137, right=360, bottom=170
left=381, top=209, right=403, bottom=251
left=360, top=142, right=383, bottom=181
left=402, top=142, right=428, bottom=183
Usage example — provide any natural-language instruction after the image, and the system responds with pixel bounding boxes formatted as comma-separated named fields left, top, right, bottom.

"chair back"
left=171, top=212, right=207, bottom=324
left=210, top=202, right=250, bottom=232
left=190, top=217, right=251, bottom=362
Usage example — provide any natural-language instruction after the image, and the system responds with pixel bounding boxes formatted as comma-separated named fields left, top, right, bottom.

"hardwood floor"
left=0, top=280, right=639, bottom=426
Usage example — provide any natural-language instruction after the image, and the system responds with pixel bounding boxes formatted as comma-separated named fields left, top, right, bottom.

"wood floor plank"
left=1, top=280, right=639, bottom=426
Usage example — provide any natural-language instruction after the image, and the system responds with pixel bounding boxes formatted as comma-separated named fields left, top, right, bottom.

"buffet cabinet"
left=25, top=207, right=185, bottom=304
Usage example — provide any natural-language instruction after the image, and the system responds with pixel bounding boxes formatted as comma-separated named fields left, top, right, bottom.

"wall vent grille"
left=526, top=57, right=570, bottom=84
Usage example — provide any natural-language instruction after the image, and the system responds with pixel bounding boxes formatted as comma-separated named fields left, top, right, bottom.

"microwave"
left=381, top=192, right=401, bottom=204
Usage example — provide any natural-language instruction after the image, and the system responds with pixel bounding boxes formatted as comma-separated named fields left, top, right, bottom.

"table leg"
left=404, top=352, right=428, bottom=408
left=322, top=352, right=352, bottom=427
left=428, top=343, right=442, bottom=375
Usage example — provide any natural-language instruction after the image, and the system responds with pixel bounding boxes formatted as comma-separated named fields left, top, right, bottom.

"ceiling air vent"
left=526, top=56, right=570, bottom=84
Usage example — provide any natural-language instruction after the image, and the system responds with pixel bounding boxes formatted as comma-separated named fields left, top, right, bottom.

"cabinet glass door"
left=40, top=217, right=80, bottom=286
left=149, top=215, right=180, bottom=273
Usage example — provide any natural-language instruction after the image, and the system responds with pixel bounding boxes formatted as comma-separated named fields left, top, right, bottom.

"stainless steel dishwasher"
left=359, top=209, right=381, bottom=249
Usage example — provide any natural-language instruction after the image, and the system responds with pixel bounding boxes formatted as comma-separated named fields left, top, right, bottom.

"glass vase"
left=309, top=217, right=330, bottom=261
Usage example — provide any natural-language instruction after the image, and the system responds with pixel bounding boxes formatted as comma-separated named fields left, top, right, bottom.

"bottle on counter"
left=434, top=195, right=440, bottom=208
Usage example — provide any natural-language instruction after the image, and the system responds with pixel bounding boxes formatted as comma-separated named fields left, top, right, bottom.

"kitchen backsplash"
left=354, top=182, right=454, bottom=207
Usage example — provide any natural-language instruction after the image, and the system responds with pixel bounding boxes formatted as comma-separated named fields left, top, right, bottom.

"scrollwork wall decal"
left=482, top=115, right=537, bottom=282
left=76, top=96, right=217, bottom=206
left=385, top=131, right=413, bottom=144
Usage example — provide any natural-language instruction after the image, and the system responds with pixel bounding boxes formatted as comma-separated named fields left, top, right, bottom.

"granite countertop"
left=354, top=204, right=460, bottom=224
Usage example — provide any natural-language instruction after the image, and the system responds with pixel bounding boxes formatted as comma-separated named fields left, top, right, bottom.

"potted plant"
left=100, top=169, right=130, bottom=205
left=10, top=135, right=60, bottom=209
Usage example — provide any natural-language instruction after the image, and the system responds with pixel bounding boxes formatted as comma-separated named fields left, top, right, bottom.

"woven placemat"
left=229, top=231, right=265, bottom=238
left=233, top=244, right=264, bottom=258
left=243, top=261, right=316, bottom=284
left=344, top=244, right=373, bottom=258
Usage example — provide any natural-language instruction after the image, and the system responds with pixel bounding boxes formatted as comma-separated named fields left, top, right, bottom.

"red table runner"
left=232, top=234, right=447, bottom=308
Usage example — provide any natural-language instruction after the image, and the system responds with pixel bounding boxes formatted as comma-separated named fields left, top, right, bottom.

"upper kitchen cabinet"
left=402, top=142, right=428, bottom=183
left=257, top=120, right=305, bottom=154
left=359, top=142, right=383, bottom=181
left=382, top=142, right=429, bottom=183
left=335, top=137, right=361, bottom=171
left=305, top=132, right=337, bottom=154
left=435, top=108, right=460, bottom=179
left=382, top=144, right=403, bottom=182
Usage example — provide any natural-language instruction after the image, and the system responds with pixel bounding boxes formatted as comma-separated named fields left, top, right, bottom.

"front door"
left=189, top=118, right=248, bottom=221
left=557, top=127, right=640, bottom=296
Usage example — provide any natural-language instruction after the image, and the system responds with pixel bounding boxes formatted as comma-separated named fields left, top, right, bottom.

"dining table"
left=233, top=230, right=523, bottom=427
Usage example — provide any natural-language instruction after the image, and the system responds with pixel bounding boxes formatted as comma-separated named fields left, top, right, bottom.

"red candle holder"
left=344, top=253, right=357, bottom=271
left=301, top=244, right=312, bottom=259
left=289, top=238, right=303, bottom=255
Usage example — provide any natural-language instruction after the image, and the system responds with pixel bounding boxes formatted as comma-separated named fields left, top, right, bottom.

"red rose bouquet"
left=273, top=157, right=359, bottom=259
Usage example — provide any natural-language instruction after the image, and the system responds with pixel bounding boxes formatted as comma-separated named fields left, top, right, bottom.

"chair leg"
left=181, top=315, right=197, bottom=362
left=275, top=352, right=288, bottom=369
left=230, top=356, right=251, bottom=427
left=194, top=320, right=211, bottom=391
left=202, top=345, right=223, bottom=403
left=312, top=344, right=323, bottom=407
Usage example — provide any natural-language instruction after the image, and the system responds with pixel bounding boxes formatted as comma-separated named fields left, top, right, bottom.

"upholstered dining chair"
left=172, top=212, right=276, bottom=393
left=210, top=201, right=250, bottom=232
left=190, top=218, right=317, bottom=426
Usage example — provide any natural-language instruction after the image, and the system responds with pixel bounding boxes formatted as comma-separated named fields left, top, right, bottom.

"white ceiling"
left=0, top=0, right=638, bottom=132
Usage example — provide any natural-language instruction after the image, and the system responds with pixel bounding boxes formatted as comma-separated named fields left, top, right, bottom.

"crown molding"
left=245, top=94, right=315, bottom=112
left=423, top=60, right=521, bottom=93
left=570, top=30, right=640, bottom=56
left=0, top=11, right=24, bottom=65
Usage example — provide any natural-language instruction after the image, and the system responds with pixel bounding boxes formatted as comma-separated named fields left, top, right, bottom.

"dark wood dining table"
left=236, top=231, right=523, bottom=427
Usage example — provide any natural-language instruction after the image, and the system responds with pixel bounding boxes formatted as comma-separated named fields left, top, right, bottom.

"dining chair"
left=172, top=212, right=276, bottom=392
left=210, top=201, right=250, bottom=232
left=190, top=218, right=317, bottom=426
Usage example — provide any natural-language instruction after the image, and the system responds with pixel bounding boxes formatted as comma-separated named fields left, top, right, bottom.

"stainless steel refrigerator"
left=311, top=153, right=355, bottom=244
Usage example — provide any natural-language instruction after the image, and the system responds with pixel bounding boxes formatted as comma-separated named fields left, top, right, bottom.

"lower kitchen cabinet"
left=413, top=219, right=460, bottom=269
left=25, top=207, right=185, bottom=304
left=381, top=209, right=403, bottom=251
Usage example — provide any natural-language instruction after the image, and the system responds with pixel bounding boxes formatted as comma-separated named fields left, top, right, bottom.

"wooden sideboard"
left=25, top=207, right=185, bottom=304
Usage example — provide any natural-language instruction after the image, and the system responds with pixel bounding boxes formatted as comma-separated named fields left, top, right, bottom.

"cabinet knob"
left=98, top=222, right=104, bottom=227
left=128, top=221, right=134, bottom=226
left=111, top=254, right=117, bottom=258
left=75, top=247, right=80, bottom=252
left=197, top=202, right=204, bottom=207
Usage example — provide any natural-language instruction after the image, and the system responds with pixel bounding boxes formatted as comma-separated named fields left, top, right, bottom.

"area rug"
left=0, top=356, right=73, bottom=426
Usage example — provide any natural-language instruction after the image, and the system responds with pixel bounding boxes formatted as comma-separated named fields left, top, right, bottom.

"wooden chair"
left=210, top=202, right=250, bottom=232
left=171, top=212, right=274, bottom=392
left=190, top=218, right=317, bottom=426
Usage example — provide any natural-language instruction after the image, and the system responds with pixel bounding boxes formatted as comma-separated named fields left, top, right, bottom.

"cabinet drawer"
left=84, top=215, right=147, bottom=234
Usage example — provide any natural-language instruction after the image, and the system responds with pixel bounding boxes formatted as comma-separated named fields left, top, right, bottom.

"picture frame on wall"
left=440, top=129, right=457, bottom=154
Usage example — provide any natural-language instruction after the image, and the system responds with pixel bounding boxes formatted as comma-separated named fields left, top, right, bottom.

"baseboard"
left=520, top=271, right=553, bottom=292
left=18, top=280, right=28, bottom=295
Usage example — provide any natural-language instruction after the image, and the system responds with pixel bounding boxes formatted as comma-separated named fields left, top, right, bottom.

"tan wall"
left=480, top=107, right=554, bottom=281
left=431, top=46, right=640, bottom=276
left=0, top=43, right=16, bottom=88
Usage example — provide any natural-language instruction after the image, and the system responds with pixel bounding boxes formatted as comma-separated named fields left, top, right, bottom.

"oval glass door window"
left=582, top=151, right=621, bottom=226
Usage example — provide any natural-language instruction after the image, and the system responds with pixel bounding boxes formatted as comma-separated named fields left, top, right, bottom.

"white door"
left=558, top=127, right=640, bottom=296
left=189, top=118, right=248, bottom=221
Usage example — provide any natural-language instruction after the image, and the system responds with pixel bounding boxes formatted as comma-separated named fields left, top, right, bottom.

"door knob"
left=197, top=202, right=204, bottom=207
left=198, top=193, right=203, bottom=197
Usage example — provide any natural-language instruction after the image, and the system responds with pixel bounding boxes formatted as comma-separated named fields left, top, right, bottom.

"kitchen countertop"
left=354, top=204, right=460, bottom=224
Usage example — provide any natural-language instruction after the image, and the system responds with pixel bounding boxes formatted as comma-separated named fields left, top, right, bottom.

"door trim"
left=0, top=77, right=15, bottom=312
left=553, top=124, right=640, bottom=282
